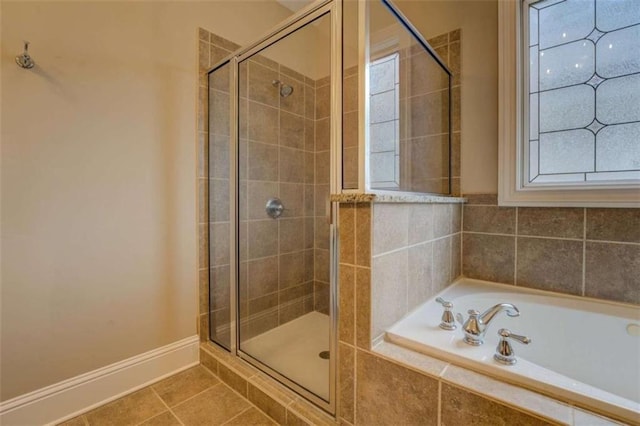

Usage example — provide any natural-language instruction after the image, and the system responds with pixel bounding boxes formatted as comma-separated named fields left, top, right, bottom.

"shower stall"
left=206, top=0, right=451, bottom=415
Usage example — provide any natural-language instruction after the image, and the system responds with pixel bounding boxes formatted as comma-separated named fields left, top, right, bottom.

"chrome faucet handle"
left=435, top=298, right=456, bottom=330
left=494, top=328, right=531, bottom=365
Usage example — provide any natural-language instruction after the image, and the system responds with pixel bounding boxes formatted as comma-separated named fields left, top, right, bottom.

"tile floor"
left=58, top=366, right=276, bottom=426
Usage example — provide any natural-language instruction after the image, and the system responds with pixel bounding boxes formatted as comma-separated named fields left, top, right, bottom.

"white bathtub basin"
left=386, top=278, right=640, bottom=424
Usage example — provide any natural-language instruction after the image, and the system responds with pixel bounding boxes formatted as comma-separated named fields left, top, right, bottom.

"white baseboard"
left=0, top=335, right=200, bottom=426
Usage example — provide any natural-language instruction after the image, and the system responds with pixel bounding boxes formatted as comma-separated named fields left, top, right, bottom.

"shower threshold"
left=241, top=311, right=330, bottom=401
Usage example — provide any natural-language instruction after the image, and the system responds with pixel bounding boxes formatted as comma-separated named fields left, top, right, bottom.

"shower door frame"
left=208, top=0, right=342, bottom=415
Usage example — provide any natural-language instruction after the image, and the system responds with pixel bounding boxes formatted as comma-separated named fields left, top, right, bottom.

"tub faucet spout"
left=456, top=303, right=520, bottom=346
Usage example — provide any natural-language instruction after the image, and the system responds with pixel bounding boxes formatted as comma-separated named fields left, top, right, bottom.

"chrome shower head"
left=272, top=79, right=294, bottom=98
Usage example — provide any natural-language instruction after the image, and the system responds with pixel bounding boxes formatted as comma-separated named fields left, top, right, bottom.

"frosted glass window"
left=525, top=0, right=640, bottom=185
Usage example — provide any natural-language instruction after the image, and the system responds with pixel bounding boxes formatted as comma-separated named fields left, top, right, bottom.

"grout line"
left=220, top=406, right=253, bottom=425
left=437, top=380, right=442, bottom=426
left=170, top=382, right=221, bottom=411
left=147, top=387, right=185, bottom=426
left=372, top=233, right=458, bottom=259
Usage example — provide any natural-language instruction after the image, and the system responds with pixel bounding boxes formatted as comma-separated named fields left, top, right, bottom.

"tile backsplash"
left=462, top=194, right=640, bottom=305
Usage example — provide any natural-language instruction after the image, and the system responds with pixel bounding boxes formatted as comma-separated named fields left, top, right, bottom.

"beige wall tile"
left=248, top=142, right=278, bottom=181
left=315, top=84, right=330, bottom=119
left=434, top=236, right=452, bottom=293
left=210, top=33, right=240, bottom=52
left=200, top=348, right=218, bottom=375
left=279, top=251, right=305, bottom=289
left=304, top=85, right=315, bottom=120
left=433, top=203, right=451, bottom=238
left=585, top=242, right=640, bottom=304
left=355, top=267, right=371, bottom=349
left=210, top=266, right=231, bottom=312
left=280, top=148, right=305, bottom=183
left=463, top=233, right=515, bottom=284
left=280, top=218, right=305, bottom=253
left=315, top=117, right=330, bottom=152
left=248, top=61, right=279, bottom=107
left=315, top=248, right=331, bottom=283
left=518, top=207, right=584, bottom=239
left=209, top=178, right=229, bottom=222
left=355, top=203, right=371, bottom=267
left=409, top=90, right=449, bottom=137
left=339, top=204, right=356, bottom=265
left=463, top=205, right=516, bottom=234
left=441, top=383, right=553, bottom=426
left=304, top=119, right=315, bottom=152
left=85, top=388, right=165, bottom=426
left=247, top=382, right=288, bottom=425
left=427, top=33, right=448, bottom=48
left=451, top=204, right=462, bottom=233
left=209, top=90, right=229, bottom=135
left=281, top=183, right=305, bottom=218
left=208, top=137, right=229, bottom=182
left=356, top=350, right=438, bottom=426
left=280, top=112, right=305, bottom=150
left=316, top=151, right=330, bottom=184
left=343, top=74, right=358, bottom=113
left=451, top=233, right=462, bottom=281
left=248, top=256, right=279, bottom=298
left=304, top=152, right=315, bottom=184
left=152, top=366, right=219, bottom=407
left=374, top=341, right=447, bottom=378
left=198, top=179, right=208, bottom=224
left=464, top=193, right=498, bottom=205
left=343, top=111, right=358, bottom=148
left=173, top=384, right=249, bottom=425
left=372, top=250, right=408, bottom=340
left=586, top=208, right=640, bottom=243
left=408, top=204, right=434, bottom=244
left=410, top=50, right=449, bottom=95
left=247, top=101, right=279, bottom=145
left=451, top=132, right=461, bottom=177
left=338, top=343, right=355, bottom=424
left=314, top=281, right=330, bottom=314
left=442, top=365, right=572, bottom=425
left=373, top=204, right=409, bottom=255
left=517, top=237, right=583, bottom=295
left=407, top=243, right=434, bottom=311
left=210, top=222, right=230, bottom=266
left=218, top=362, right=249, bottom=397
left=339, top=265, right=356, bottom=344
left=247, top=220, right=278, bottom=259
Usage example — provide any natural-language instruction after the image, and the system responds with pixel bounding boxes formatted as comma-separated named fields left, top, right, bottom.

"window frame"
left=497, top=0, right=640, bottom=207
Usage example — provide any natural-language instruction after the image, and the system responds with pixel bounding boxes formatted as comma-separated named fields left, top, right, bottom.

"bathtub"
left=386, top=278, right=640, bottom=424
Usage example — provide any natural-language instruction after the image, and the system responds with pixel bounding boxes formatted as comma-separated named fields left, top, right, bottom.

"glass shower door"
left=236, top=11, right=333, bottom=403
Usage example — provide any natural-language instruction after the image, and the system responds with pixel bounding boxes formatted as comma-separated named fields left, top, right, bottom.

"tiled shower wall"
left=462, top=194, right=640, bottom=305
left=198, top=29, right=334, bottom=345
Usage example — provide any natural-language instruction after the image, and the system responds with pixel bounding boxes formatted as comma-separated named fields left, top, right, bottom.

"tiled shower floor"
left=241, top=311, right=330, bottom=401
left=57, top=366, right=275, bottom=426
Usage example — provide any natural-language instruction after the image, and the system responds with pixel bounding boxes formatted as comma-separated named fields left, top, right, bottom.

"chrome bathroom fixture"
left=15, top=41, right=35, bottom=69
left=265, top=197, right=285, bottom=219
left=435, top=297, right=456, bottom=330
left=494, top=328, right=531, bottom=365
left=272, top=79, right=294, bottom=97
left=456, top=303, right=520, bottom=346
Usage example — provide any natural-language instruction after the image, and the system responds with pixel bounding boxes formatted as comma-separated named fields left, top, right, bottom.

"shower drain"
left=319, top=351, right=330, bottom=360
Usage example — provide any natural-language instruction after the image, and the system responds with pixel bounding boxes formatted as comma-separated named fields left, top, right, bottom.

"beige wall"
left=0, top=0, right=295, bottom=401
left=394, top=0, right=499, bottom=194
